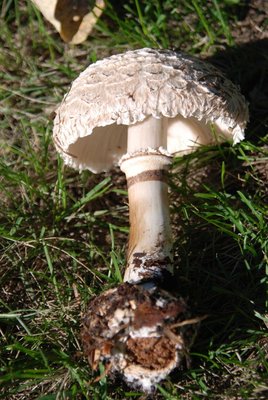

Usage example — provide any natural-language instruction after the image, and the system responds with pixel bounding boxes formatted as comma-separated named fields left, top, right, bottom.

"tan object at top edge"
left=32, top=0, right=105, bottom=44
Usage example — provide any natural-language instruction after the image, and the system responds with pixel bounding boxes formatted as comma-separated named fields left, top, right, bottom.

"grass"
left=0, top=0, right=267, bottom=399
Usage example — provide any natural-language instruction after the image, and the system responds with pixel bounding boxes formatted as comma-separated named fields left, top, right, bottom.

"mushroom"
left=53, top=48, right=248, bottom=391
left=31, top=0, right=105, bottom=44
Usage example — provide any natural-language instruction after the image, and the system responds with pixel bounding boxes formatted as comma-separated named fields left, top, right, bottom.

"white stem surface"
left=127, top=117, right=167, bottom=153
left=120, top=116, right=174, bottom=284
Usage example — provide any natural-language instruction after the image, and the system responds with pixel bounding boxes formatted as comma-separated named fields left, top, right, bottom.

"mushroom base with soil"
left=81, top=283, right=195, bottom=392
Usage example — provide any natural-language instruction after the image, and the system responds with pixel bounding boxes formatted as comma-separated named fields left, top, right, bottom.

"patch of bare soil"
left=230, top=0, right=268, bottom=44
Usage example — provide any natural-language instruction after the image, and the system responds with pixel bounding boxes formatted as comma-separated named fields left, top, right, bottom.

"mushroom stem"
left=120, top=117, right=173, bottom=284
left=127, top=116, right=167, bottom=152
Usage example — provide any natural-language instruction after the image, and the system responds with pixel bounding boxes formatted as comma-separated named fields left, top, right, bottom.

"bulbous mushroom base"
left=81, top=283, right=194, bottom=392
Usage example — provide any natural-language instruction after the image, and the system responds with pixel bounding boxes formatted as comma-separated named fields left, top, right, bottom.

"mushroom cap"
left=53, top=48, right=248, bottom=172
left=32, top=0, right=105, bottom=44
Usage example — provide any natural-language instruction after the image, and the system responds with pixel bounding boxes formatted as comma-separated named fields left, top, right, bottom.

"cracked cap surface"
left=53, top=48, right=248, bottom=172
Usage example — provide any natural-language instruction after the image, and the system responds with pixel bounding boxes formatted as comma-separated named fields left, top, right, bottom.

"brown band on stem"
left=127, top=169, right=168, bottom=188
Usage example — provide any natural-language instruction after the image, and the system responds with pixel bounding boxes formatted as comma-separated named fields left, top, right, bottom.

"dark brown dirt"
left=126, top=337, right=176, bottom=369
left=81, top=283, right=190, bottom=373
left=230, top=0, right=268, bottom=44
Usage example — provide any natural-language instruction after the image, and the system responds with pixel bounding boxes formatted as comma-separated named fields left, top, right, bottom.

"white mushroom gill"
left=56, top=114, right=244, bottom=173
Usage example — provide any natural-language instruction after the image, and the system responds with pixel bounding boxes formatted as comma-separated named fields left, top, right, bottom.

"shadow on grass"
left=167, top=40, right=268, bottom=391
left=169, top=144, right=267, bottom=395
left=207, top=38, right=268, bottom=139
